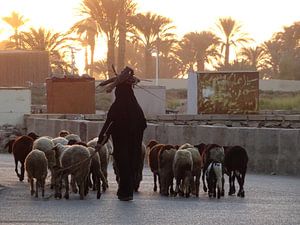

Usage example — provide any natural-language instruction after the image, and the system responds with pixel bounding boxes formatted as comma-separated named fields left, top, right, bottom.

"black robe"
left=98, top=82, right=147, bottom=198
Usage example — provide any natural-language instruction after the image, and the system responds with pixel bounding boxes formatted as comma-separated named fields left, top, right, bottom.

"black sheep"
left=224, top=145, right=248, bottom=197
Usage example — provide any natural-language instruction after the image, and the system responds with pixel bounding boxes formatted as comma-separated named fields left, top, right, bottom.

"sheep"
left=196, top=143, right=225, bottom=195
left=52, top=137, right=68, bottom=146
left=87, top=137, right=110, bottom=190
left=86, top=147, right=108, bottom=199
left=65, top=134, right=81, bottom=143
left=158, top=145, right=177, bottom=196
left=179, top=143, right=203, bottom=197
left=173, top=149, right=193, bottom=198
left=58, top=130, right=70, bottom=137
left=32, top=137, right=55, bottom=188
left=146, top=139, right=159, bottom=161
left=53, top=144, right=91, bottom=200
left=148, top=143, right=163, bottom=192
left=5, top=135, right=35, bottom=181
left=24, top=149, right=48, bottom=198
left=206, top=162, right=223, bottom=199
left=223, top=145, right=248, bottom=197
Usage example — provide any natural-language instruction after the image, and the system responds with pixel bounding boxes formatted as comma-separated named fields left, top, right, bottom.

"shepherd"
left=96, top=66, right=147, bottom=201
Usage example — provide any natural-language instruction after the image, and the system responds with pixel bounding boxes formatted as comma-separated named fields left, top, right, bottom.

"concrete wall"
left=134, top=85, right=166, bottom=116
left=0, top=88, right=31, bottom=126
left=111, top=85, right=166, bottom=116
left=25, top=116, right=300, bottom=175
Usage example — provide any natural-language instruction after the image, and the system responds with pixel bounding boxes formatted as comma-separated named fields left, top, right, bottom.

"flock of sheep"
left=4, top=130, right=248, bottom=200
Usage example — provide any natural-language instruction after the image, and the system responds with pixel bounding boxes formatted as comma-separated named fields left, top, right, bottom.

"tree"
left=116, top=0, right=137, bottom=72
left=263, top=22, right=300, bottom=80
left=216, top=17, right=252, bottom=67
left=80, top=0, right=119, bottom=77
left=238, top=46, right=266, bottom=70
left=2, top=11, right=28, bottom=49
left=176, top=31, right=220, bottom=72
left=20, top=27, right=72, bottom=74
left=70, top=17, right=98, bottom=76
left=129, top=12, right=176, bottom=78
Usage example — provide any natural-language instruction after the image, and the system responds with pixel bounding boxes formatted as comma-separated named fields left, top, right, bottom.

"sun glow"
left=1, top=0, right=300, bottom=74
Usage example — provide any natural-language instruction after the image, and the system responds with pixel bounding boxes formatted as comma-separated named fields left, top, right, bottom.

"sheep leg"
left=236, top=171, right=245, bottom=198
left=99, top=168, right=108, bottom=192
left=78, top=181, right=85, bottom=200
left=35, top=180, right=39, bottom=198
left=174, top=178, right=180, bottom=197
left=64, top=175, right=69, bottom=199
left=228, top=171, right=236, bottom=195
left=14, top=159, right=21, bottom=180
left=195, top=174, right=200, bottom=197
left=30, top=178, right=34, bottom=196
left=91, top=173, right=96, bottom=190
left=169, top=179, right=175, bottom=196
left=221, top=175, right=225, bottom=197
left=20, top=162, right=25, bottom=181
left=202, top=168, right=207, bottom=192
left=41, top=179, right=45, bottom=198
left=153, top=174, right=157, bottom=192
left=95, top=173, right=101, bottom=199
left=71, top=175, right=78, bottom=193
left=50, top=168, right=55, bottom=189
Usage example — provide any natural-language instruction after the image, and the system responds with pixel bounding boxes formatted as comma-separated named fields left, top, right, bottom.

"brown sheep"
left=5, top=135, right=35, bottom=181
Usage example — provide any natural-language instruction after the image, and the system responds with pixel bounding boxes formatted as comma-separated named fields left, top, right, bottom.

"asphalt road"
left=0, top=153, right=299, bottom=225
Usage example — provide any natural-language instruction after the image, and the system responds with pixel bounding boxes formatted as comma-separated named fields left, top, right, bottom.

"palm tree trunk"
left=144, top=47, right=152, bottom=79
left=90, top=43, right=95, bottom=77
left=196, top=58, right=205, bottom=71
left=107, top=34, right=116, bottom=78
left=84, top=45, right=88, bottom=74
left=224, top=41, right=230, bottom=67
left=117, top=0, right=126, bottom=72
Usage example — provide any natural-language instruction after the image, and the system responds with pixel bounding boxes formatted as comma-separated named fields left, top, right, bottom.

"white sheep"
left=87, top=137, right=110, bottom=189
left=24, top=149, right=48, bottom=198
left=86, top=147, right=108, bottom=198
left=65, top=134, right=81, bottom=143
left=179, top=143, right=203, bottom=197
left=32, top=136, right=55, bottom=188
left=173, top=149, right=193, bottom=198
left=53, top=144, right=91, bottom=200
left=52, top=137, right=68, bottom=146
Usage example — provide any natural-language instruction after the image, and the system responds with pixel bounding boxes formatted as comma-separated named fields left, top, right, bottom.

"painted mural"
left=197, top=72, right=259, bottom=114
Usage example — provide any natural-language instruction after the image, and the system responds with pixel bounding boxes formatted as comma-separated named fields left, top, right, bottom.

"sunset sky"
left=1, top=0, right=300, bottom=72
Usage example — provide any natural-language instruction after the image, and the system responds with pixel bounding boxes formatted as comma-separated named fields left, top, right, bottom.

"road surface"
left=0, top=153, right=299, bottom=225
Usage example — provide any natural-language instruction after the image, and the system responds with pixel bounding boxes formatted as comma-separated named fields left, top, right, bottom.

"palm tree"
left=20, top=27, right=72, bottom=74
left=80, top=0, right=119, bottom=77
left=70, top=17, right=98, bottom=76
left=177, top=31, right=220, bottom=72
left=2, top=11, right=28, bottom=49
left=116, top=0, right=137, bottom=72
left=216, top=17, right=252, bottom=67
left=239, top=46, right=266, bottom=70
left=129, top=12, right=176, bottom=78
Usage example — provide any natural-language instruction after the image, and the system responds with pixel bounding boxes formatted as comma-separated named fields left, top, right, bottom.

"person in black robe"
left=96, top=67, right=147, bottom=201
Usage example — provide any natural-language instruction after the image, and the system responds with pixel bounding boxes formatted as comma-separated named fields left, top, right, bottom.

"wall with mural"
left=197, top=72, right=259, bottom=114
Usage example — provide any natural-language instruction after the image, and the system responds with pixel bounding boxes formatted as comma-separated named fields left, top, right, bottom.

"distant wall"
left=134, top=85, right=166, bottom=116
left=0, top=88, right=31, bottom=126
left=127, top=78, right=300, bottom=92
left=0, top=50, right=49, bottom=86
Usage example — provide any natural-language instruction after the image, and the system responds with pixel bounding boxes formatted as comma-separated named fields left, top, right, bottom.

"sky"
left=0, top=0, right=300, bottom=72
